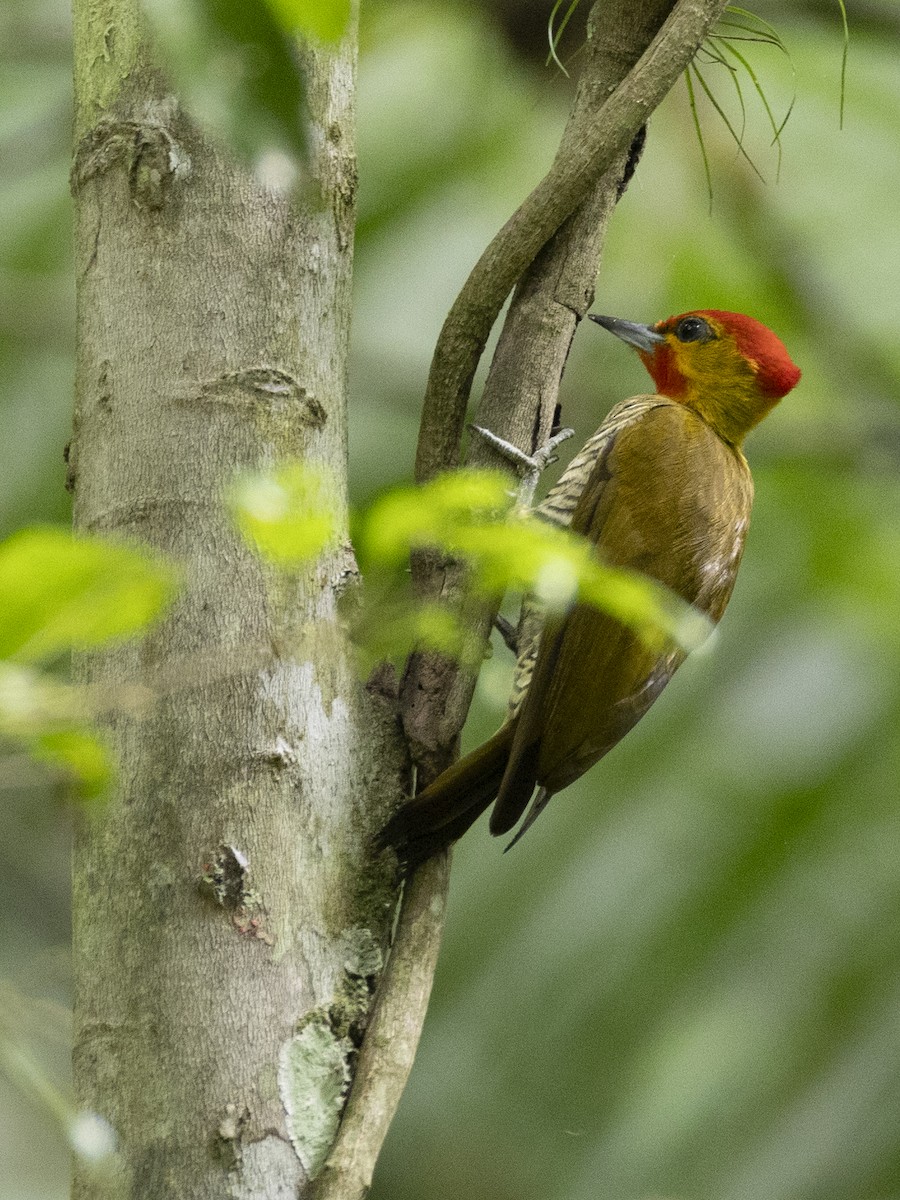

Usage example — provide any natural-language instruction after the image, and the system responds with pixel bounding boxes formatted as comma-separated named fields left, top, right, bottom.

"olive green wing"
left=490, top=401, right=751, bottom=836
left=507, top=395, right=665, bottom=720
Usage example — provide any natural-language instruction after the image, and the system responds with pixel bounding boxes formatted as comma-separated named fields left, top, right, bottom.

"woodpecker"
left=381, top=310, right=801, bottom=865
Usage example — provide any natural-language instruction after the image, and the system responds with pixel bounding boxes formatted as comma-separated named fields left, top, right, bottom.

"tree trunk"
left=69, top=4, right=405, bottom=1197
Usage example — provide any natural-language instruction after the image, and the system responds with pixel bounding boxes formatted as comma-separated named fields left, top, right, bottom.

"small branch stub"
left=199, top=845, right=275, bottom=946
left=72, top=101, right=191, bottom=209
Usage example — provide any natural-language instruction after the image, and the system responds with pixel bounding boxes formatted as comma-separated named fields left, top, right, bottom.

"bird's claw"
left=469, top=424, right=574, bottom=474
left=469, top=424, right=574, bottom=508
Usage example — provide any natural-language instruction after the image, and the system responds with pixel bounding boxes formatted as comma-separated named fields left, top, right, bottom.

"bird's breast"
left=609, top=401, right=754, bottom=616
left=679, top=445, right=753, bottom=622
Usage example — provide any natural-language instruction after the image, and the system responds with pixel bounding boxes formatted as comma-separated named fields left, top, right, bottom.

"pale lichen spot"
left=278, top=1022, right=352, bottom=1179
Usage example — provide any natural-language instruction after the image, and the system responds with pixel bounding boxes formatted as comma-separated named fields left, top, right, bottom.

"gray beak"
left=588, top=313, right=665, bottom=352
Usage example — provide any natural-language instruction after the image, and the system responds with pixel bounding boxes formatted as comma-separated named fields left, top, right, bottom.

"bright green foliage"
left=30, top=729, right=111, bottom=801
left=447, top=509, right=710, bottom=650
left=236, top=463, right=710, bottom=665
left=361, top=468, right=710, bottom=653
left=361, top=470, right=511, bottom=566
left=0, top=662, right=112, bottom=800
left=265, top=0, right=351, bottom=43
left=230, top=463, right=341, bottom=567
left=0, top=529, right=175, bottom=800
left=142, top=0, right=308, bottom=168
left=0, top=527, right=177, bottom=662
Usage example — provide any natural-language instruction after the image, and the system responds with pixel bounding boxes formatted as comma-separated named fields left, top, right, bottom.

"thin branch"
left=413, top=0, right=731, bottom=489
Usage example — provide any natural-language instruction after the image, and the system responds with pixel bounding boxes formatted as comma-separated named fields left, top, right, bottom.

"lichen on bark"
left=279, top=1023, right=354, bottom=1179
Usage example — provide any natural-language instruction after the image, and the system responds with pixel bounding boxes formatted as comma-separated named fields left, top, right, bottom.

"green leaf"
left=449, top=515, right=711, bottom=653
left=0, top=528, right=177, bottom=663
left=361, top=470, right=511, bottom=566
left=264, top=0, right=351, bottom=44
left=0, top=665, right=113, bottom=801
left=578, top=562, right=712, bottom=653
left=359, top=470, right=709, bottom=655
left=231, top=463, right=341, bottom=567
left=142, top=0, right=308, bottom=170
left=30, top=729, right=113, bottom=801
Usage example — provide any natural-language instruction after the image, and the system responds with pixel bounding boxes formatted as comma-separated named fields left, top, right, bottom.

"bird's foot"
left=469, top=424, right=574, bottom=472
left=469, top=424, right=574, bottom=508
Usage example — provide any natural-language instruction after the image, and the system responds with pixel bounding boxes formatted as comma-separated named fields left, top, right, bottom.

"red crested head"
left=692, top=310, right=801, bottom=400
left=590, top=308, right=800, bottom=442
left=627, top=309, right=799, bottom=444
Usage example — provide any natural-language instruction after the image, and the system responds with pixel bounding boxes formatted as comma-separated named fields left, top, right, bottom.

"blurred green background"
left=4, top=0, right=900, bottom=1196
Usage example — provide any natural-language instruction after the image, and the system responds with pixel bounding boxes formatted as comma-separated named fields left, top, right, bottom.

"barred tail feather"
left=489, top=735, right=541, bottom=836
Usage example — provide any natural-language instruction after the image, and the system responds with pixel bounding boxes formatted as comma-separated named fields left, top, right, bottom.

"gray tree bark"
left=70, top=4, right=406, bottom=1198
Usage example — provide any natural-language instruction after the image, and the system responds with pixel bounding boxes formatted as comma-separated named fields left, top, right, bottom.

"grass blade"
left=724, top=6, right=790, bottom=54
left=692, top=63, right=766, bottom=183
left=719, top=39, right=785, bottom=179
left=703, top=41, right=747, bottom=147
left=685, top=69, right=714, bottom=215
left=836, top=0, right=849, bottom=128
left=547, top=0, right=582, bottom=76
left=714, top=32, right=783, bottom=46
left=715, top=8, right=798, bottom=143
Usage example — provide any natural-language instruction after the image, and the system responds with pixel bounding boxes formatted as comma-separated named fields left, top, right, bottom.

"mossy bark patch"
left=278, top=1022, right=353, bottom=1179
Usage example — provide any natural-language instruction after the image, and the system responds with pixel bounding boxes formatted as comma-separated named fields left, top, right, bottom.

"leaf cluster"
left=0, top=529, right=176, bottom=800
left=141, top=0, right=351, bottom=177
left=231, top=463, right=711, bottom=675
left=547, top=0, right=849, bottom=212
left=0, top=462, right=703, bottom=801
left=231, top=463, right=341, bottom=566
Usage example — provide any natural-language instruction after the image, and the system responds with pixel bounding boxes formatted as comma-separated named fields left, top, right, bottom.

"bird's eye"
left=675, top=316, right=712, bottom=343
